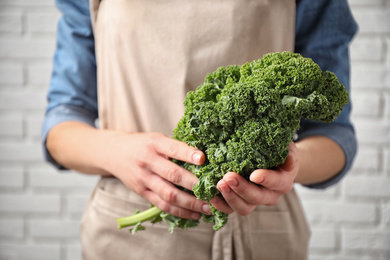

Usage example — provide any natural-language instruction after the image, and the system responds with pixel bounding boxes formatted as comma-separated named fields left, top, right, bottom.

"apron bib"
left=82, top=0, right=310, bottom=259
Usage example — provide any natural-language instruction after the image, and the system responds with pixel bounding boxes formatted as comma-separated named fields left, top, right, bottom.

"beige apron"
left=82, top=0, right=311, bottom=259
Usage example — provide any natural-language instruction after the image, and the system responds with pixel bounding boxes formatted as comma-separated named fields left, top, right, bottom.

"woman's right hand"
left=98, top=131, right=213, bottom=220
left=47, top=122, right=227, bottom=219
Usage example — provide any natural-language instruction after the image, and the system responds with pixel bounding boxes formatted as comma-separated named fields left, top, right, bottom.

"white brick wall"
left=0, top=1, right=389, bottom=260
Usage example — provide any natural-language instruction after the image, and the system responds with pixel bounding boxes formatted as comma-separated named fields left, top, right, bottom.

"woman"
left=43, top=0, right=358, bottom=259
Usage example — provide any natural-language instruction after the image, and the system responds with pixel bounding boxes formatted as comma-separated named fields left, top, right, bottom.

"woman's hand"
left=101, top=132, right=212, bottom=220
left=211, top=142, right=299, bottom=216
left=47, top=122, right=212, bottom=220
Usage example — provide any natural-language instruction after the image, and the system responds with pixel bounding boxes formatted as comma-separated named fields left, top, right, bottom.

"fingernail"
left=251, top=176, right=263, bottom=184
left=192, top=152, right=202, bottom=163
left=202, top=204, right=211, bottom=215
left=250, top=172, right=264, bottom=184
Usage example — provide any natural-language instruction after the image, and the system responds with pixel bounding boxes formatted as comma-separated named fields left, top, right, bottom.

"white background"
left=0, top=0, right=389, bottom=259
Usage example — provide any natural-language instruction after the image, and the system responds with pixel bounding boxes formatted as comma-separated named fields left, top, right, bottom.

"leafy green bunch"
left=116, top=51, right=349, bottom=234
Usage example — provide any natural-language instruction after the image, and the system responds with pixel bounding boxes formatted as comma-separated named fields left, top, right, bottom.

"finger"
left=217, top=179, right=256, bottom=216
left=209, top=195, right=234, bottom=214
left=146, top=173, right=212, bottom=216
left=222, top=172, right=264, bottom=205
left=148, top=154, right=199, bottom=191
left=249, top=143, right=298, bottom=193
left=152, top=133, right=205, bottom=165
left=142, top=189, right=201, bottom=220
left=220, top=177, right=282, bottom=207
left=250, top=168, right=293, bottom=194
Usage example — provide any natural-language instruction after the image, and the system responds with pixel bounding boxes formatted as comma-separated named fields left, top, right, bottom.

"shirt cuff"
left=41, top=104, right=97, bottom=170
left=296, top=121, right=357, bottom=189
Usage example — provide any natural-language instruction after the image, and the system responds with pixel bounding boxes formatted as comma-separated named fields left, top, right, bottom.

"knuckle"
left=166, top=167, right=182, bottom=184
left=162, top=189, right=177, bottom=203
left=160, top=204, right=184, bottom=219
left=188, top=198, right=200, bottom=212
left=135, top=149, right=152, bottom=169
left=273, top=181, right=283, bottom=192
left=139, top=189, right=149, bottom=199
left=224, top=195, right=237, bottom=205
left=135, top=157, right=147, bottom=168
left=157, top=201, right=171, bottom=213
left=134, top=185, right=148, bottom=198
left=174, top=208, right=186, bottom=219
left=236, top=183, right=248, bottom=194
left=147, top=133, right=163, bottom=149
left=250, top=196, right=263, bottom=206
left=168, top=143, right=178, bottom=158
left=238, top=207, right=253, bottom=216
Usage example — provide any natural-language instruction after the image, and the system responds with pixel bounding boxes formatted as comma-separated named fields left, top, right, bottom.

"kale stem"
left=116, top=206, right=163, bottom=229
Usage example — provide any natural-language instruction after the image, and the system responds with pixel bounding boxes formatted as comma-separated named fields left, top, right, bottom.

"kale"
left=116, top=51, right=349, bottom=233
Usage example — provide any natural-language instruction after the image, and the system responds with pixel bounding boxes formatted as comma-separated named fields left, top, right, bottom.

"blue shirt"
left=43, top=0, right=358, bottom=189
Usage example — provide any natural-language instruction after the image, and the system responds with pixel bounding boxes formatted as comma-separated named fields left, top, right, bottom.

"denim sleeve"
left=42, top=0, right=98, bottom=169
left=295, top=0, right=358, bottom=189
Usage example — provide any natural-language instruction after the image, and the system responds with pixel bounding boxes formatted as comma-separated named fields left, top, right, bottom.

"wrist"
left=294, top=136, right=345, bottom=185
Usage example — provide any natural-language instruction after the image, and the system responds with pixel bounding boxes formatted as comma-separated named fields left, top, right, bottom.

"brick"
left=349, top=0, right=384, bottom=6
left=386, top=93, right=390, bottom=119
left=353, top=9, right=390, bottom=34
left=309, top=228, right=337, bottom=250
left=350, top=37, right=383, bottom=62
left=0, top=0, right=56, bottom=6
left=302, top=201, right=376, bottom=223
left=0, top=166, right=24, bottom=188
left=383, top=202, right=390, bottom=227
left=0, top=115, right=24, bottom=137
left=66, top=244, right=82, bottom=260
left=29, top=168, right=99, bottom=190
left=295, top=184, right=339, bottom=200
left=29, top=219, right=80, bottom=238
left=0, top=194, right=60, bottom=213
left=0, top=218, right=24, bottom=237
left=343, top=229, right=390, bottom=252
left=351, top=147, right=380, bottom=171
left=344, top=177, right=390, bottom=198
left=66, top=193, right=91, bottom=217
left=351, top=65, right=390, bottom=89
left=0, top=39, right=55, bottom=59
left=0, top=65, right=23, bottom=84
left=351, top=91, right=382, bottom=117
left=0, top=243, right=60, bottom=260
left=26, top=115, right=44, bottom=138
left=0, top=142, right=43, bottom=162
left=386, top=37, right=390, bottom=69
left=353, top=120, right=390, bottom=145
left=0, top=90, right=47, bottom=110
left=27, top=13, right=60, bottom=33
left=27, top=63, right=52, bottom=86
left=0, top=14, right=22, bottom=33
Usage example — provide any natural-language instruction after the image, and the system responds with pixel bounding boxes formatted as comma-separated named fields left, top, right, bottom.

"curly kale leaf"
left=173, top=51, right=348, bottom=230
left=116, top=51, right=349, bottom=233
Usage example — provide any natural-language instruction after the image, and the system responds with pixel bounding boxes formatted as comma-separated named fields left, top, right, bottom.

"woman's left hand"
left=210, top=141, right=299, bottom=215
